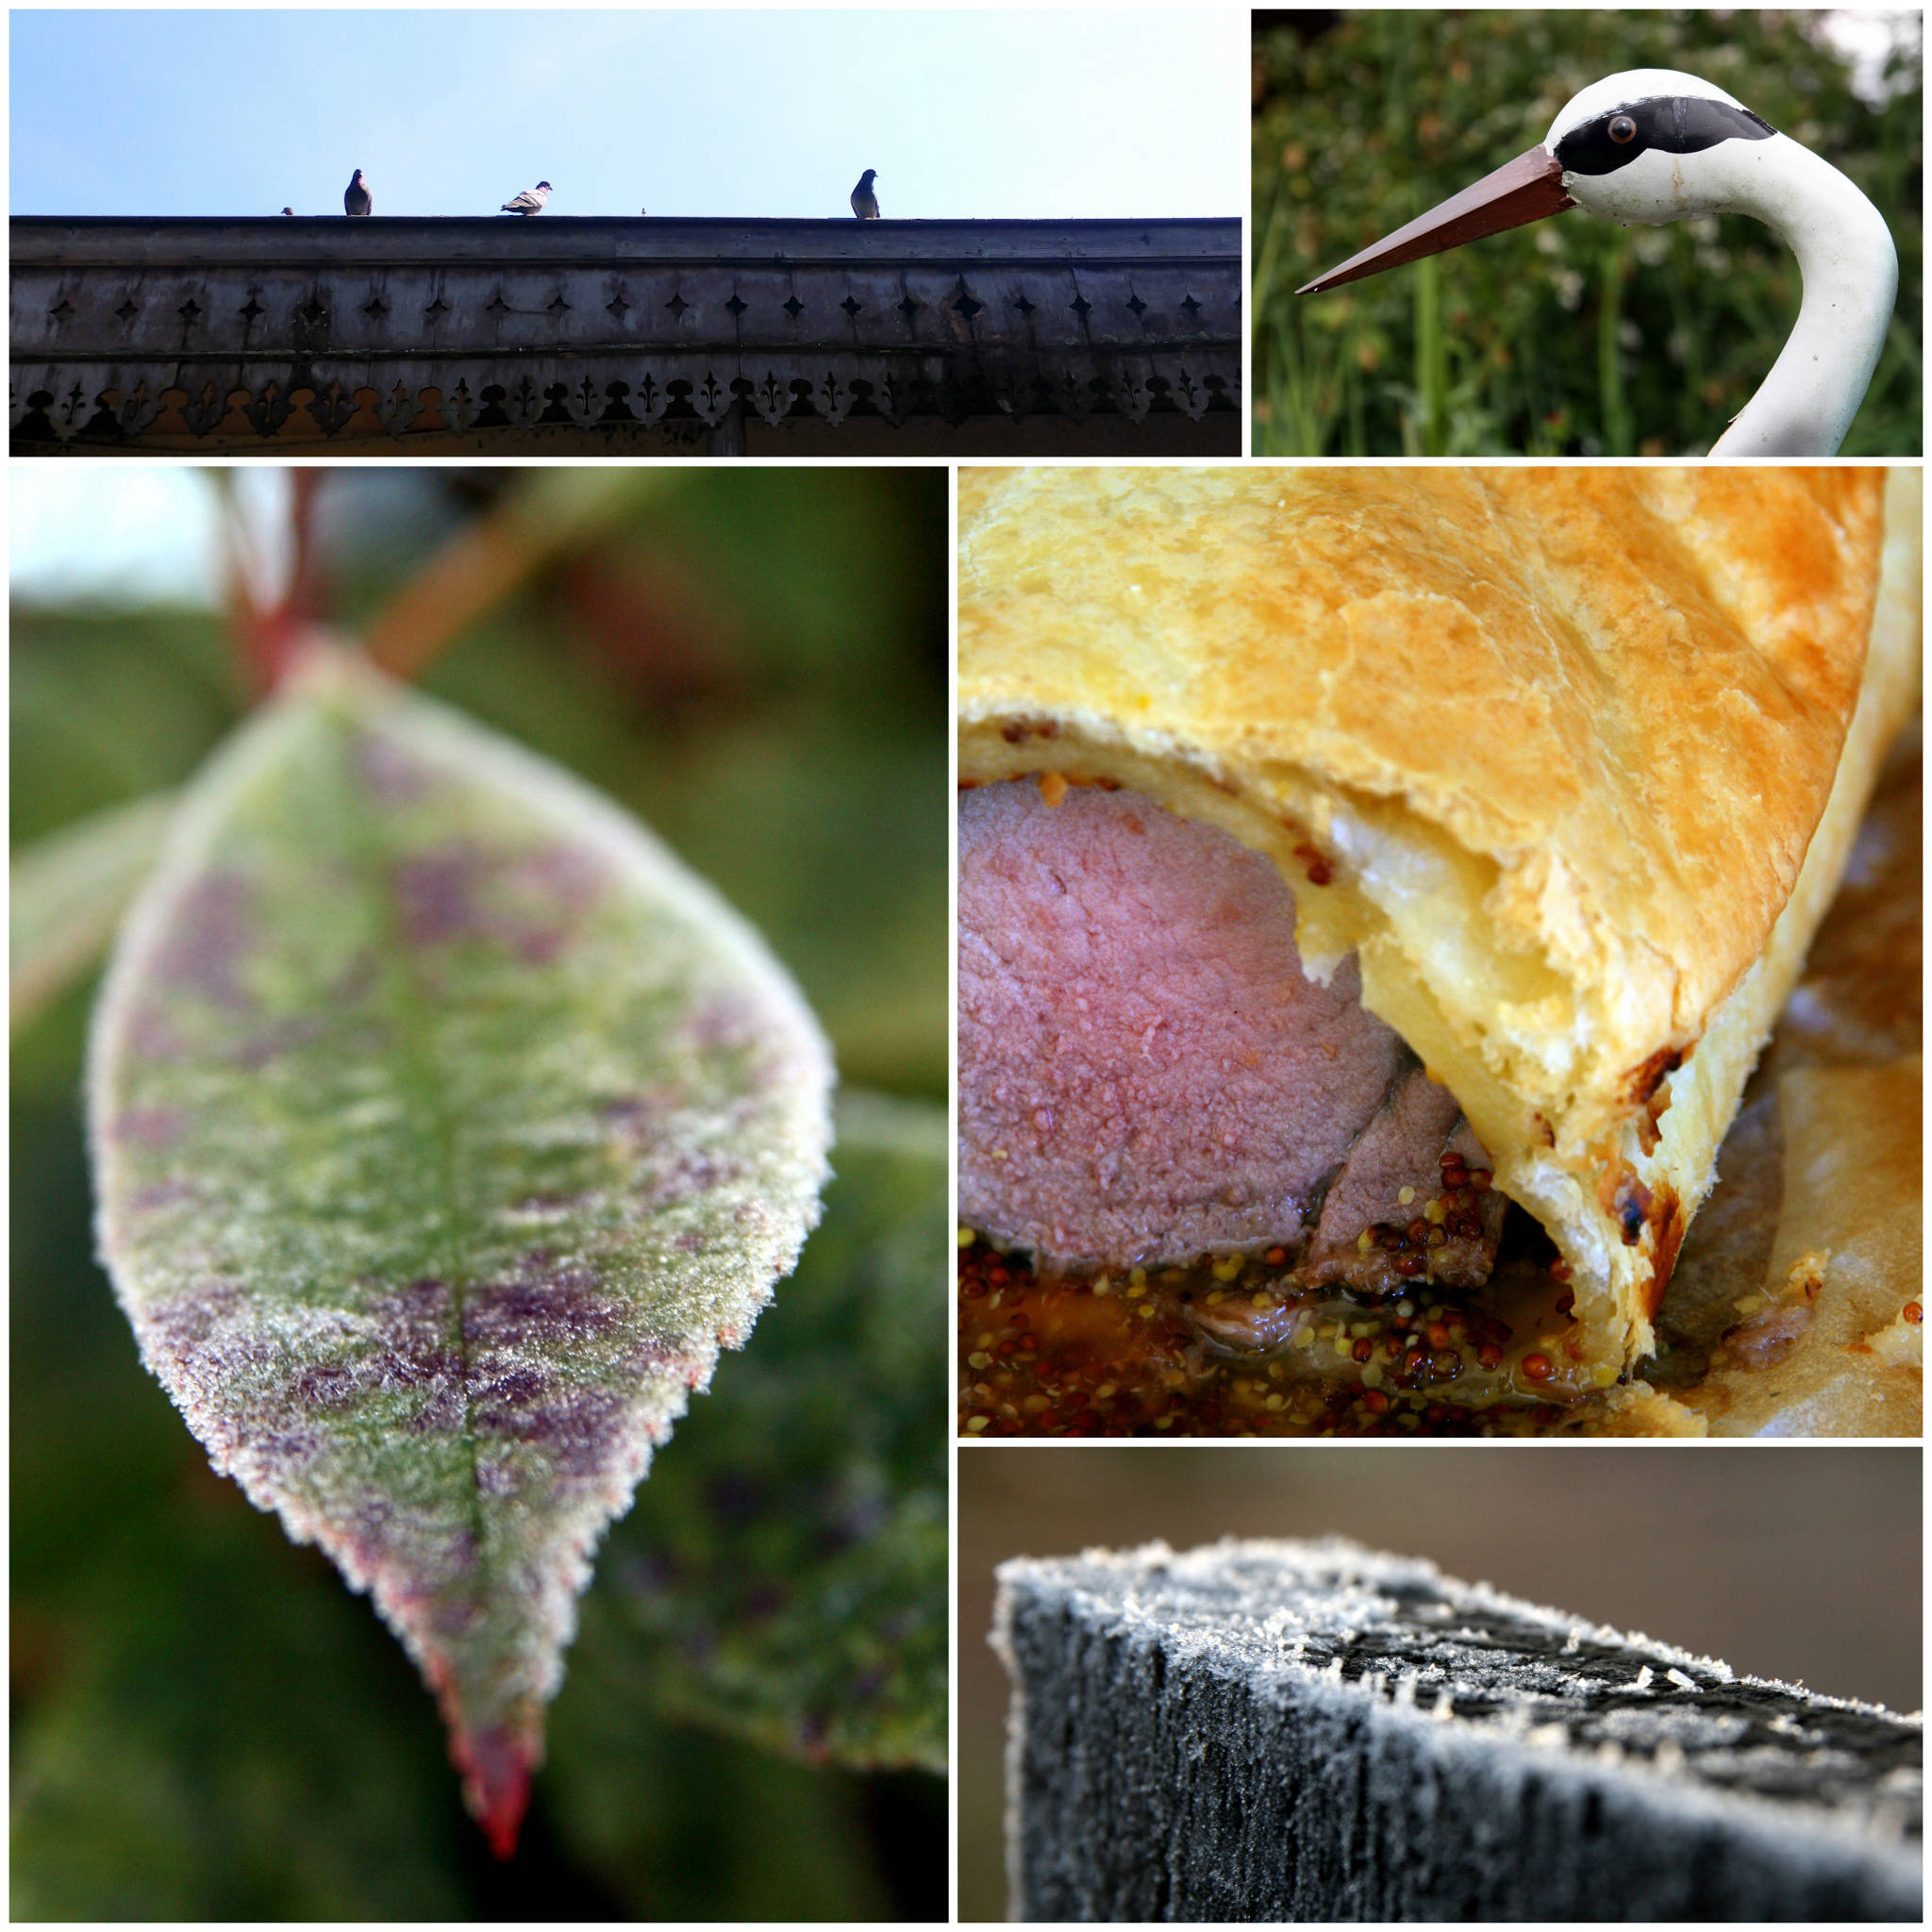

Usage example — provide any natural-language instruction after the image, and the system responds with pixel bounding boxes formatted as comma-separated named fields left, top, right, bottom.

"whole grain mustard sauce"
left=958, top=1225, right=1596, bottom=1439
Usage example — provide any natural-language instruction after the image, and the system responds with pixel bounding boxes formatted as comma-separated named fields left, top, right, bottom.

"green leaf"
left=542, top=1695, right=900, bottom=1921
left=9, top=607, right=242, bottom=849
left=11, top=790, right=175, bottom=1032
left=10, top=1493, right=471, bottom=1922
left=566, top=1089, right=947, bottom=1774
left=86, top=643, right=834, bottom=1856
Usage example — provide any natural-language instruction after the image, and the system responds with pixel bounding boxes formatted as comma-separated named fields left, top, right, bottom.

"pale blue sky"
left=10, top=8, right=1246, bottom=220
left=14, top=468, right=264, bottom=608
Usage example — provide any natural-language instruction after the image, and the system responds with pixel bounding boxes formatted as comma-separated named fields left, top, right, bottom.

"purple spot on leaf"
left=140, top=1279, right=244, bottom=1357
left=511, top=841, right=608, bottom=911
left=156, top=871, right=256, bottom=1009
left=512, top=927, right=565, bottom=965
left=129, top=1004, right=187, bottom=1060
left=602, top=1092, right=669, bottom=1128
left=432, top=1591, right=490, bottom=1638
left=296, top=1363, right=360, bottom=1407
left=485, top=1366, right=547, bottom=1408
left=114, top=1107, right=186, bottom=1148
left=357, top=730, right=435, bottom=806
left=393, top=839, right=606, bottom=962
left=510, top=1195, right=586, bottom=1220
left=686, top=991, right=763, bottom=1054
left=133, top=1180, right=197, bottom=1212
left=234, top=1013, right=332, bottom=1069
left=395, top=847, right=489, bottom=949
left=477, top=1386, right=637, bottom=1480
left=643, top=1146, right=743, bottom=1210
left=461, top=1267, right=618, bottom=1351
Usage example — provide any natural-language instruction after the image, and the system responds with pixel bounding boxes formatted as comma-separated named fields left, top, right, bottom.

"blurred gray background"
left=958, top=1444, right=1921, bottom=1922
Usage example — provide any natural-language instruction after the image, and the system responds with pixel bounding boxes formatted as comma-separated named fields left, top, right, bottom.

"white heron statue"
left=1298, top=70, right=1899, bottom=456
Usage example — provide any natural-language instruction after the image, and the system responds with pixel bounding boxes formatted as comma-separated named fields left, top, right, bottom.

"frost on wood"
left=993, top=1539, right=1922, bottom=1923
left=87, top=647, right=834, bottom=1857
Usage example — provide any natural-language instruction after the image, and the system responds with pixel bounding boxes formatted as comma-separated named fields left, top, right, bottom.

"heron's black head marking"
left=1556, top=96, right=1775, bottom=176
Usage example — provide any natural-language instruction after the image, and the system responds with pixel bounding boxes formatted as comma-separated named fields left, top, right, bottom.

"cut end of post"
left=455, top=1723, right=537, bottom=1860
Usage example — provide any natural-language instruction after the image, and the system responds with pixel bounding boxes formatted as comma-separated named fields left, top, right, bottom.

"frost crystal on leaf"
left=88, top=646, right=834, bottom=1855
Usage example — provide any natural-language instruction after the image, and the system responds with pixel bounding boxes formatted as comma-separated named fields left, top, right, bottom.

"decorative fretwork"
left=12, top=214, right=1239, bottom=449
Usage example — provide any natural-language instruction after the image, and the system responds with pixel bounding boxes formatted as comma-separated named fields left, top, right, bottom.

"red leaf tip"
left=454, top=1723, right=536, bottom=1860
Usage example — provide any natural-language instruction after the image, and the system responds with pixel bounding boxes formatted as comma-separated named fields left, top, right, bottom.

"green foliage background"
left=1253, top=9, right=1923, bottom=455
left=10, top=469, right=946, bottom=1920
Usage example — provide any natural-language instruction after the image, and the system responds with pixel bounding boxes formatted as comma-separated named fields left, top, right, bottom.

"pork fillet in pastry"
left=957, top=466, right=1920, bottom=1387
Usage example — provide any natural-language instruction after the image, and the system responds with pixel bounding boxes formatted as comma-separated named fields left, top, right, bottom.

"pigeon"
left=281, top=207, right=295, bottom=217
left=851, top=168, right=880, bottom=220
left=501, top=181, right=551, bottom=216
left=344, top=169, right=372, bottom=217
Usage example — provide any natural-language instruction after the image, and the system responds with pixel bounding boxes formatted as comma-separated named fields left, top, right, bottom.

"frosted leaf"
left=578, top=1090, right=947, bottom=1774
left=87, top=644, right=833, bottom=1855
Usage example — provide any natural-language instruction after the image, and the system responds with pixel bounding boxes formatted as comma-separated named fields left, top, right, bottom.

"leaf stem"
left=363, top=470, right=684, bottom=683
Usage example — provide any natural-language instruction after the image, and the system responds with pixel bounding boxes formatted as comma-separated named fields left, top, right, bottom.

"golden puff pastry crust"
left=958, top=466, right=1919, bottom=1376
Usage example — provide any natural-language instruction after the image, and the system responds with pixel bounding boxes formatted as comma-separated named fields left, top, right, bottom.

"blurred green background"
left=958, top=1444, right=1923, bottom=1921
left=11, top=467, right=947, bottom=1919
left=1253, top=8, right=1923, bottom=454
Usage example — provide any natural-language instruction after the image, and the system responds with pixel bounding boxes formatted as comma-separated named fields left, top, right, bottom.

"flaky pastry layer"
left=958, top=466, right=1918, bottom=1373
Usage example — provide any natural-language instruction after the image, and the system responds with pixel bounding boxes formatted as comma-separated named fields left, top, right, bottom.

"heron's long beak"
left=1297, top=146, right=1574, bottom=295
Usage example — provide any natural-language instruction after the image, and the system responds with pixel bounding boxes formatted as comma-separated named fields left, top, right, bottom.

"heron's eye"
left=1608, top=115, right=1638, bottom=143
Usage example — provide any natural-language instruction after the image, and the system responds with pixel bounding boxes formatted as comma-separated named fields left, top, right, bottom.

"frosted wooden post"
left=993, top=1540, right=1921, bottom=1922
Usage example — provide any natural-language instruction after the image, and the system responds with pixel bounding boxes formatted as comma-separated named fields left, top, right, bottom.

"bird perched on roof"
left=281, top=207, right=295, bottom=217
left=344, top=170, right=372, bottom=216
left=851, top=169, right=880, bottom=219
left=501, top=181, right=552, bottom=216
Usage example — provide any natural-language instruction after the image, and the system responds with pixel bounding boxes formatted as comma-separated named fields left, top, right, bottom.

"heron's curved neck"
left=1708, top=136, right=1896, bottom=457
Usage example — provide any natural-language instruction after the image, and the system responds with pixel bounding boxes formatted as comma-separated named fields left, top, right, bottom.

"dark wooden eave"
left=11, top=215, right=1241, bottom=455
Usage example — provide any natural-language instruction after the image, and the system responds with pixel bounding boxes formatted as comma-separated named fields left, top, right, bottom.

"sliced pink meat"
left=1299, top=1074, right=1507, bottom=1293
left=957, top=779, right=1503, bottom=1288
